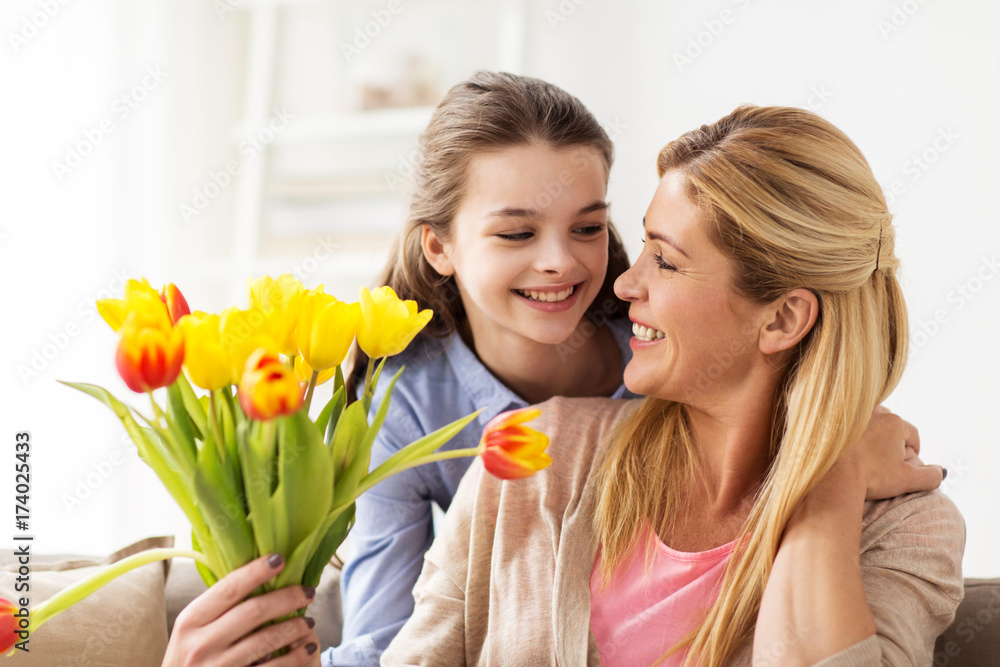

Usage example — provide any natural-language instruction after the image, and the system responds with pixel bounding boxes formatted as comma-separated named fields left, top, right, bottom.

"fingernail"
left=267, top=553, right=283, bottom=569
left=302, top=585, right=316, bottom=600
left=306, top=642, right=318, bottom=655
left=305, top=616, right=316, bottom=629
left=942, top=467, right=948, bottom=480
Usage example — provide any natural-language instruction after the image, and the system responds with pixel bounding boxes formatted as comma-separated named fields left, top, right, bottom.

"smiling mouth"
left=632, top=323, right=665, bottom=341
left=515, top=285, right=576, bottom=303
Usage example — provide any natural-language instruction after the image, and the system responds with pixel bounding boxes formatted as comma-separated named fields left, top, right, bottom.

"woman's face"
left=434, top=142, right=611, bottom=349
left=615, top=170, right=766, bottom=404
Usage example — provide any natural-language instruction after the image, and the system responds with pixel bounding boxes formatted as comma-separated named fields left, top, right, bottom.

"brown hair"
left=348, top=71, right=630, bottom=393
left=594, top=105, right=905, bottom=665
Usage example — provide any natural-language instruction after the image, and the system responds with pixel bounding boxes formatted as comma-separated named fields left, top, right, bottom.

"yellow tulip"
left=296, top=290, right=362, bottom=371
left=357, top=286, right=432, bottom=359
left=220, top=307, right=279, bottom=384
left=248, top=274, right=304, bottom=357
left=293, top=355, right=337, bottom=386
left=238, top=348, right=303, bottom=420
left=97, top=279, right=162, bottom=332
left=178, top=312, right=233, bottom=390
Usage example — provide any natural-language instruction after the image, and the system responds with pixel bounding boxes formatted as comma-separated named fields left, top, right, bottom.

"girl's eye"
left=496, top=231, right=532, bottom=241
left=653, top=254, right=677, bottom=271
left=574, top=224, right=605, bottom=236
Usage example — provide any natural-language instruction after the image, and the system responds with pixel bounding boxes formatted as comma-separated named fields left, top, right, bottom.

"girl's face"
left=615, top=170, right=766, bottom=404
left=427, top=142, right=610, bottom=349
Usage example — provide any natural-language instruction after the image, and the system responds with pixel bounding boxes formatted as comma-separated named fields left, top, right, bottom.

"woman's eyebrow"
left=642, top=216, right=690, bottom=259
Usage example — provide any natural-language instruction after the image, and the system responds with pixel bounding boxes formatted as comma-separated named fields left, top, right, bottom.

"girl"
left=380, top=105, right=963, bottom=666
left=329, top=70, right=639, bottom=666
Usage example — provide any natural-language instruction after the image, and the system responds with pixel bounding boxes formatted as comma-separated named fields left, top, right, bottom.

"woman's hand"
left=162, top=554, right=320, bottom=667
left=838, top=405, right=945, bottom=501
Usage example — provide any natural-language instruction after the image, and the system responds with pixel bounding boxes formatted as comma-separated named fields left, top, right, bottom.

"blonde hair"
left=594, top=105, right=907, bottom=664
left=347, top=71, right=630, bottom=395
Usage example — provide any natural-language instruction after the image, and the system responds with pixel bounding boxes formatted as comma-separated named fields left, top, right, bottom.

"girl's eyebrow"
left=488, top=200, right=609, bottom=219
left=642, top=216, right=690, bottom=259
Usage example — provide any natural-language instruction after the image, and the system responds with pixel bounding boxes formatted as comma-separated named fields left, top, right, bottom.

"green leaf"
left=362, top=410, right=481, bottom=492
left=316, top=385, right=344, bottom=440
left=271, top=411, right=333, bottom=564
left=174, top=372, right=207, bottom=439
left=192, top=530, right=219, bottom=588
left=272, top=502, right=351, bottom=590
left=302, top=503, right=355, bottom=588
left=332, top=368, right=402, bottom=507
left=194, top=427, right=255, bottom=575
left=58, top=381, right=210, bottom=542
left=239, top=420, right=276, bottom=559
left=328, top=400, right=368, bottom=486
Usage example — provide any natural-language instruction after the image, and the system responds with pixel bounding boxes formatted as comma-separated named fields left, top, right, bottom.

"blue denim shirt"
left=322, top=317, right=637, bottom=667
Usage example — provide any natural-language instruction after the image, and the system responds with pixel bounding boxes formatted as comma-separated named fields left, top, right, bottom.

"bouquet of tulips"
left=1, top=274, right=552, bottom=657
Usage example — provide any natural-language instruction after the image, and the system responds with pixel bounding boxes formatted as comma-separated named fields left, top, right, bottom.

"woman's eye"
left=496, top=231, right=532, bottom=241
left=653, top=254, right=677, bottom=271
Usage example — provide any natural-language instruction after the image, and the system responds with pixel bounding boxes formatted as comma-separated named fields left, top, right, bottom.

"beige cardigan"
left=382, top=397, right=966, bottom=666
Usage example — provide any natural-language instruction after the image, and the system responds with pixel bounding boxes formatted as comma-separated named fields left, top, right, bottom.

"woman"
left=380, top=105, right=965, bottom=665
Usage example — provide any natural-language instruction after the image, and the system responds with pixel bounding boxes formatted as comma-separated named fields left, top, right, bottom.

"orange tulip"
left=238, top=348, right=304, bottom=420
left=115, top=319, right=185, bottom=393
left=478, top=408, right=551, bottom=479
left=0, top=597, right=23, bottom=654
left=159, top=283, right=191, bottom=325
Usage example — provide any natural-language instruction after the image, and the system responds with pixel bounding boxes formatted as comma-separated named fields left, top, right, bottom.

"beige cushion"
left=0, top=536, right=172, bottom=666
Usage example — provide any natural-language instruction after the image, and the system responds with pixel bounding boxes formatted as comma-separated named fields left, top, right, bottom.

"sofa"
left=3, top=537, right=998, bottom=665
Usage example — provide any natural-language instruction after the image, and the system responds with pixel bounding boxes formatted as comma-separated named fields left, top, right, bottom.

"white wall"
left=2, top=0, right=997, bottom=578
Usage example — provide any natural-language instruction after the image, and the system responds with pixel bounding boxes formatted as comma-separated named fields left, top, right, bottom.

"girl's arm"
left=754, top=409, right=958, bottom=666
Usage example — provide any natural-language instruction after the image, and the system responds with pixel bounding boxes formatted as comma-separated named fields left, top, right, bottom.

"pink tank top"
left=590, top=523, right=737, bottom=666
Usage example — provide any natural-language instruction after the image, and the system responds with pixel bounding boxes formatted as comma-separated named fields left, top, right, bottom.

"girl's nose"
left=537, top=237, right=576, bottom=276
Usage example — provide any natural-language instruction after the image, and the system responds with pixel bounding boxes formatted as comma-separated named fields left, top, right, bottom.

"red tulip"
left=0, top=597, right=24, bottom=653
left=238, top=348, right=304, bottom=420
left=479, top=408, right=551, bottom=480
left=115, top=319, right=185, bottom=393
left=159, top=283, right=191, bottom=325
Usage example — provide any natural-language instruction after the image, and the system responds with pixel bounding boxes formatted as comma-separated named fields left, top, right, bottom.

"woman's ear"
left=421, top=225, right=455, bottom=276
left=759, top=288, right=819, bottom=355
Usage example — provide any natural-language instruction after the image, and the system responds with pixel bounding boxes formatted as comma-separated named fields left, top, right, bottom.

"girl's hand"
left=837, top=405, right=945, bottom=501
left=162, top=554, right=320, bottom=667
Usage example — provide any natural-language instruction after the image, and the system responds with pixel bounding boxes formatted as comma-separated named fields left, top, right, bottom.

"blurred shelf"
left=232, top=106, right=434, bottom=144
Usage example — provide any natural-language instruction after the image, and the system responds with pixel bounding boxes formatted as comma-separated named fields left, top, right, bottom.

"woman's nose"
left=614, top=263, right=642, bottom=302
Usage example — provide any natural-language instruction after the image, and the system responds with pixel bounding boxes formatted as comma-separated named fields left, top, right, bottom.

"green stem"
left=303, top=369, right=319, bottom=413
left=330, top=447, right=481, bottom=518
left=28, top=549, right=215, bottom=634
left=208, top=390, right=226, bottom=459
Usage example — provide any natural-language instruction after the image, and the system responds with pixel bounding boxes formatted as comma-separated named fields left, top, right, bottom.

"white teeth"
left=632, top=323, right=665, bottom=342
left=518, top=286, right=575, bottom=303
